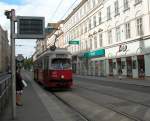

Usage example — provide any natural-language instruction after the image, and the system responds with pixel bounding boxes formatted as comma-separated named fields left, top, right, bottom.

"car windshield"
left=51, top=58, right=71, bottom=69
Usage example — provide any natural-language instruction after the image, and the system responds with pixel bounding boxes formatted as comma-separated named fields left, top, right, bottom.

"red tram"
left=33, top=48, right=73, bottom=88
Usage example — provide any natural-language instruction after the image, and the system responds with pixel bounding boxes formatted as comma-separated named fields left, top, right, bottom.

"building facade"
left=0, top=25, right=9, bottom=73
left=63, top=0, right=150, bottom=79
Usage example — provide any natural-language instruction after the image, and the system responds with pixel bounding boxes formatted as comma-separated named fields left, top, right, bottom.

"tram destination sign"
left=17, top=16, right=45, bottom=39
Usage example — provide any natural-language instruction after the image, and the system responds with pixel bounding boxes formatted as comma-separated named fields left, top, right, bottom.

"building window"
left=90, top=38, right=92, bottom=49
left=99, top=33, right=103, bottom=47
left=88, top=0, right=91, bottom=10
left=137, top=17, right=143, bottom=36
left=94, top=36, right=97, bottom=48
left=125, top=22, right=131, bottom=39
left=93, top=15, right=97, bottom=27
left=114, top=0, right=119, bottom=16
left=107, top=6, right=111, bottom=20
left=89, top=19, right=92, bottom=30
left=92, top=0, right=96, bottom=8
left=116, top=26, right=121, bottom=42
left=84, top=4, right=86, bottom=15
left=135, top=0, right=142, bottom=5
left=81, top=24, right=83, bottom=35
left=121, top=61, right=126, bottom=69
left=85, top=40, right=88, bottom=50
left=84, top=21, right=87, bottom=33
left=98, top=12, right=102, bottom=25
left=108, top=30, right=112, bottom=44
left=124, top=0, right=129, bottom=11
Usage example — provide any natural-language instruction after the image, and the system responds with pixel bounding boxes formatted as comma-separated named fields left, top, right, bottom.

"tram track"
left=75, top=85, right=150, bottom=121
left=77, top=85, right=150, bottom=108
left=51, top=91, right=144, bottom=121
left=51, top=92, right=91, bottom=121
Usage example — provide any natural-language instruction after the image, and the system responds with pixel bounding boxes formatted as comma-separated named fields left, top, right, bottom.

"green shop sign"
left=69, top=39, right=80, bottom=45
left=84, top=49, right=105, bottom=58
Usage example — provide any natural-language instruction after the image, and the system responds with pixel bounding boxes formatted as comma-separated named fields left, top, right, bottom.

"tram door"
left=126, top=57, right=132, bottom=77
left=137, top=55, right=145, bottom=79
left=43, top=57, right=49, bottom=82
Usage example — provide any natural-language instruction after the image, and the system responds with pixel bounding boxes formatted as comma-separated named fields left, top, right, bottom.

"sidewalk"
left=74, top=74, right=150, bottom=87
left=0, top=79, right=53, bottom=121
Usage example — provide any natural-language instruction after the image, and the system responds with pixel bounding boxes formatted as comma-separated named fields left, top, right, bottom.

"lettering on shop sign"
left=119, top=44, right=127, bottom=52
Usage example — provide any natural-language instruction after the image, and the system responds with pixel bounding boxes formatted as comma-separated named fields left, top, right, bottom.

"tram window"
left=44, top=57, right=49, bottom=70
left=51, top=58, right=71, bottom=69
left=38, top=60, right=42, bottom=68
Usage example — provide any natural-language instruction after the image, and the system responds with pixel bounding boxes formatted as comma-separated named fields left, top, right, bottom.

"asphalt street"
left=1, top=71, right=150, bottom=121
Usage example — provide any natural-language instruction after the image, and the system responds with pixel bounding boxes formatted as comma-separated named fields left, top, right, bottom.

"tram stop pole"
left=8, top=9, right=16, bottom=119
left=11, top=9, right=16, bottom=119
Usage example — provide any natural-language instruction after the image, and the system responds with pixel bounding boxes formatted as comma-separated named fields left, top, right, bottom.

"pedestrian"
left=118, top=68, right=122, bottom=80
left=140, top=68, right=144, bottom=79
left=16, top=67, right=24, bottom=106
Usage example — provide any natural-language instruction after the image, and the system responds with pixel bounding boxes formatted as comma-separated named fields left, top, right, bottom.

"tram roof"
left=35, top=48, right=71, bottom=60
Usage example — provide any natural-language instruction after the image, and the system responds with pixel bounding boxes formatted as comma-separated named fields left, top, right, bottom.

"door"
left=116, top=58, right=121, bottom=75
left=109, top=59, right=113, bottom=76
left=126, top=57, right=132, bottom=77
left=137, top=55, right=145, bottom=79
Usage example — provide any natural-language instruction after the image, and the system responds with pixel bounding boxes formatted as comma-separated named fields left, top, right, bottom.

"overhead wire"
left=60, top=0, right=79, bottom=20
left=50, top=0, right=64, bottom=20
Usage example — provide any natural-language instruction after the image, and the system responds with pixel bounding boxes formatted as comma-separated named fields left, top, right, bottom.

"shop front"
left=83, top=49, right=105, bottom=76
left=105, top=40, right=150, bottom=79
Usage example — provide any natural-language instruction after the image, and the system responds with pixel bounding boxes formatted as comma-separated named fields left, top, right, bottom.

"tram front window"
left=51, top=58, right=71, bottom=69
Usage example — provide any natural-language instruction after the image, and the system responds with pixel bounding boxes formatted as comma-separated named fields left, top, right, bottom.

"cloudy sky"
left=0, top=0, right=81, bottom=58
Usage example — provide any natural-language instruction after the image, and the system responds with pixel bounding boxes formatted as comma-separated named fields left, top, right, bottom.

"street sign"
left=69, top=39, right=80, bottom=45
left=17, top=16, right=45, bottom=39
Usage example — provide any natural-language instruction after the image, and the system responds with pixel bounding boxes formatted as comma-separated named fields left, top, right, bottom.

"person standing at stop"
left=16, top=68, right=24, bottom=106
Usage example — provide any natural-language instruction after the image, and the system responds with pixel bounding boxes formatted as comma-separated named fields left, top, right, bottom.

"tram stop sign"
left=17, top=16, right=45, bottom=39
left=16, top=54, right=24, bottom=62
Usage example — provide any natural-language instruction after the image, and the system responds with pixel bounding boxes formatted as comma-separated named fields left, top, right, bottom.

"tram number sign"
left=17, top=16, right=45, bottom=39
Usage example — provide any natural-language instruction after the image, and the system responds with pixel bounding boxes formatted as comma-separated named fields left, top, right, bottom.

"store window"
left=121, top=61, right=126, bottom=69
left=132, top=60, right=137, bottom=69
left=113, top=62, right=116, bottom=69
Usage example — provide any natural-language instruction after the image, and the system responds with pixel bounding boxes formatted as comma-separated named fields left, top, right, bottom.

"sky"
left=0, top=0, right=81, bottom=58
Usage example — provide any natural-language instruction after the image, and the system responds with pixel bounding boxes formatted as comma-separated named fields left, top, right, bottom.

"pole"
left=10, top=9, right=16, bottom=119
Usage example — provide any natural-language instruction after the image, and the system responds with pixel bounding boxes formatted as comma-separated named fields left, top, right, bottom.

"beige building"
left=0, top=25, right=9, bottom=73
left=62, top=0, right=150, bottom=79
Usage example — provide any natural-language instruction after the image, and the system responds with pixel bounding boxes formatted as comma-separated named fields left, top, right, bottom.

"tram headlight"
left=61, top=75, right=64, bottom=79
